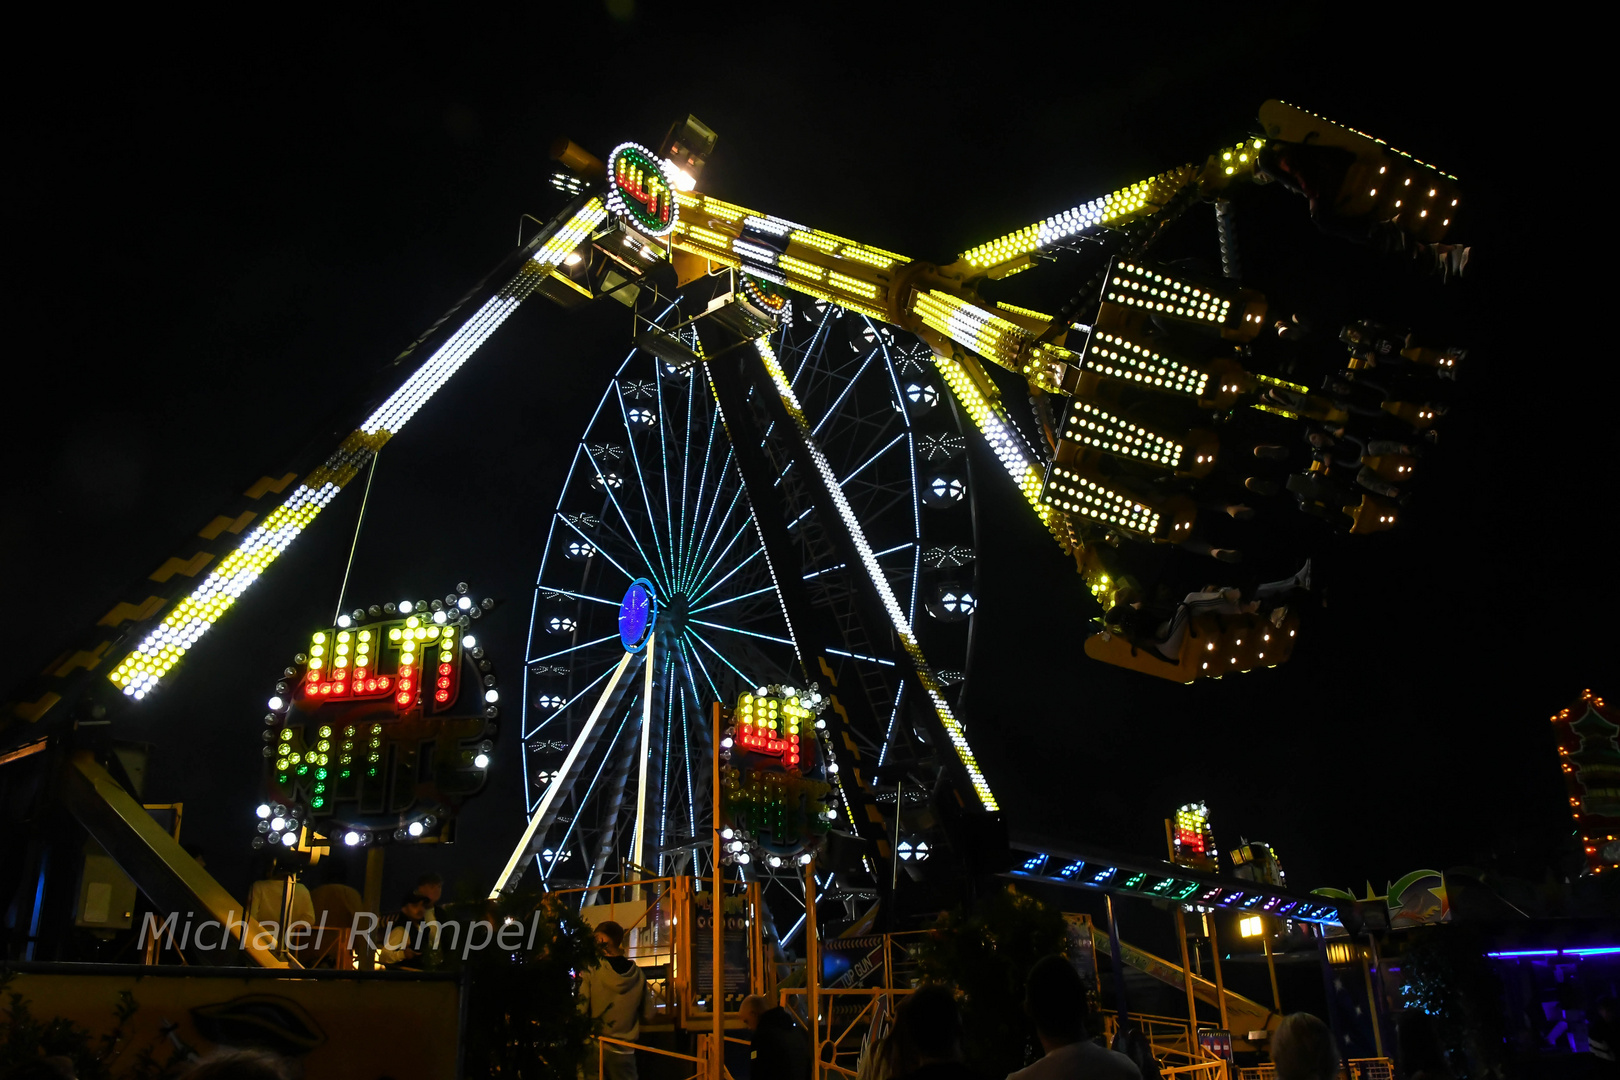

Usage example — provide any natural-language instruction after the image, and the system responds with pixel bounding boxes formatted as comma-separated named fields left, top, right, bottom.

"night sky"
left=6, top=8, right=1607, bottom=911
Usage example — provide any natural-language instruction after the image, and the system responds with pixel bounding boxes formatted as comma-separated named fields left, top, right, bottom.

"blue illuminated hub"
left=618, top=579, right=658, bottom=652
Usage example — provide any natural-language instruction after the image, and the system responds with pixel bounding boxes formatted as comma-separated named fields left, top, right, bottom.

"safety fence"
left=1238, top=1059, right=1393, bottom=1080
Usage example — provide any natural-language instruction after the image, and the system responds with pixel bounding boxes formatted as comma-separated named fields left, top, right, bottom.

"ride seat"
left=1085, top=609, right=1301, bottom=683
left=1360, top=454, right=1417, bottom=483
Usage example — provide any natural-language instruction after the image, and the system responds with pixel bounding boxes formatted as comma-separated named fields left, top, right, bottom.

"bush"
left=459, top=891, right=602, bottom=1079
left=909, top=887, right=1069, bottom=1075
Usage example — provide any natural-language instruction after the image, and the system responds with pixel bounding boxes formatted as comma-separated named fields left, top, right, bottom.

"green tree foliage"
left=460, top=890, right=603, bottom=1079
left=1399, top=928, right=1507, bottom=1079
left=0, top=970, right=187, bottom=1079
left=910, top=887, right=1069, bottom=1076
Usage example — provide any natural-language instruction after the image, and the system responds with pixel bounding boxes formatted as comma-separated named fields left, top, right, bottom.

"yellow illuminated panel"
left=1082, top=329, right=1210, bottom=398
left=994, top=301, right=1054, bottom=322
left=827, top=270, right=879, bottom=300
left=933, top=356, right=1049, bottom=521
left=1063, top=401, right=1186, bottom=468
left=700, top=195, right=754, bottom=222
left=683, top=223, right=735, bottom=250
left=1042, top=465, right=1161, bottom=536
left=750, top=339, right=998, bottom=811
left=1104, top=262, right=1230, bottom=325
left=777, top=254, right=826, bottom=281
left=535, top=198, right=610, bottom=268
left=914, top=291, right=1025, bottom=370
left=960, top=164, right=1199, bottom=269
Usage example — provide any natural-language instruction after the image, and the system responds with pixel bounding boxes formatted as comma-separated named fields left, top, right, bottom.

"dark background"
left=4, top=6, right=1608, bottom=911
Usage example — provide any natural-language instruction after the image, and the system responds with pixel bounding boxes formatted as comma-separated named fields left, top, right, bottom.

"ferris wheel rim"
left=519, top=299, right=979, bottom=890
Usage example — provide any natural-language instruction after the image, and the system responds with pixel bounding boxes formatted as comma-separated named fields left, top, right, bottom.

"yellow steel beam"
left=65, top=752, right=287, bottom=968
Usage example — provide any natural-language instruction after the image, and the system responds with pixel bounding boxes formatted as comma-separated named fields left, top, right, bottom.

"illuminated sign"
left=741, top=274, right=791, bottom=322
left=254, top=588, right=500, bottom=851
left=718, top=687, right=837, bottom=865
left=606, top=142, right=678, bottom=237
left=618, top=578, right=658, bottom=652
left=1172, top=800, right=1217, bottom=870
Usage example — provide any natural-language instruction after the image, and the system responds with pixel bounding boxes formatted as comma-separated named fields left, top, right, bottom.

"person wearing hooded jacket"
left=578, top=920, right=652, bottom=1080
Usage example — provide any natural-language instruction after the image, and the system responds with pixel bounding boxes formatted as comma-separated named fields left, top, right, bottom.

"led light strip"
left=932, top=356, right=1050, bottom=523
left=1063, top=401, right=1185, bottom=468
left=914, top=291, right=1024, bottom=370
left=960, top=164, right=1199, bottom=268
left=753, top=339, right=997, bottom=811
left=365, top=199, right=608, bottom=436
left=109, top=199, right=608, bottom=700
left=1082, top=329, right=1209, bottom=397
left=1042, top=465, right=1161, bottom=535
left=1104, top=262, right=1231, bottom=325
left=995, top=301, right=1054, bottom=322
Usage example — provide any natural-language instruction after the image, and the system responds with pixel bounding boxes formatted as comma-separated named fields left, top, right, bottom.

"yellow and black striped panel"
left=4, top=469, right=317, bottom=729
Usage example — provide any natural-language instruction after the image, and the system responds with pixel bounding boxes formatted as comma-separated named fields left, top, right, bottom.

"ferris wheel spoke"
left=525, top=661, right=619, bottom=737
left=535, top=585, right=622, bottom=608
left=685, top=509, right=762, bottom=601
left=838, top=431, right=909, bottom=488
left=529, top=630, right=623, bottom=664
left=675, top=375, right=697, bottom=588
left=688, top=619, right=796, bottom=647
left=689, top=581, right=778, bottom=615
left=681, top=443, right=738, bottom=595
left=585, top=457, right=669, bottom=595
left=678, top=632, right=730, bottom=705
left=688, top=533, right=767, bottom=606
left=654, top=370, right=682, bottom=592
left=687, top=626, right=772, bottom=686
left=541, top=706, right=636, bottom=884
left=674, top=704, right=695, bottom=863
left=676, top=395, right=723, bottom=593
left=655, top=648, right=676, bottom=872
left=809, top=348, right=880, bottom=437
left=557, top=514, right=641, bottom=590
left=615, top=385, right=675, bottom=588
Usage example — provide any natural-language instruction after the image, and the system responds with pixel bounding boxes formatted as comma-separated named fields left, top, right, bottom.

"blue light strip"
left=558, top=515, right=639, bottom=588
left=682, top=445, right=741, bottom=596
left=1489, top=947, right=1620, bottom=959
left=525, top=663, right=619, bottom=738
left=585, top=452, right=669, bottom=597
left=617, top=385, right=675, bottom=589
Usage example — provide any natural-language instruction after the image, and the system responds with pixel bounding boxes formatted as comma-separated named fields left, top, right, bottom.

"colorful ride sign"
left=254, top=588, right=500, bottom=850
left=606, top=142, right=678, bottom=237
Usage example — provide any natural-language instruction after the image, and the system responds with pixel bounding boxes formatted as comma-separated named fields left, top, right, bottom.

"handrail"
left=595, top=1034, right=733, bottom=1080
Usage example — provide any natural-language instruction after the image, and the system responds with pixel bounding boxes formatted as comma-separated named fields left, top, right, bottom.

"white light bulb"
left=484, top=689, right=499, bottom=703
left=256, top=804, right=272, bottom=819
left=462, top=635, right=476, bottom=648
left=281, top=831, right=297, bottom=847
left=408, top=821, right=425, bottom=837
left=270, top=817, right=286, bottom=831
left=433, top=611, right=447, bottom=624
left=267, top=696, right=284, bottom=711
left=399, top=601, right=412, bottom=613
left=344, top=831, right=361, bottom=846
left=474, top=753, right=490, bottom=769
left=458, top=596, right=472, bottom=610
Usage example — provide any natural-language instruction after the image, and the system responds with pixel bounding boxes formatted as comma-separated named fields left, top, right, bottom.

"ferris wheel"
left=513, top=292, right=984, bottom=895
